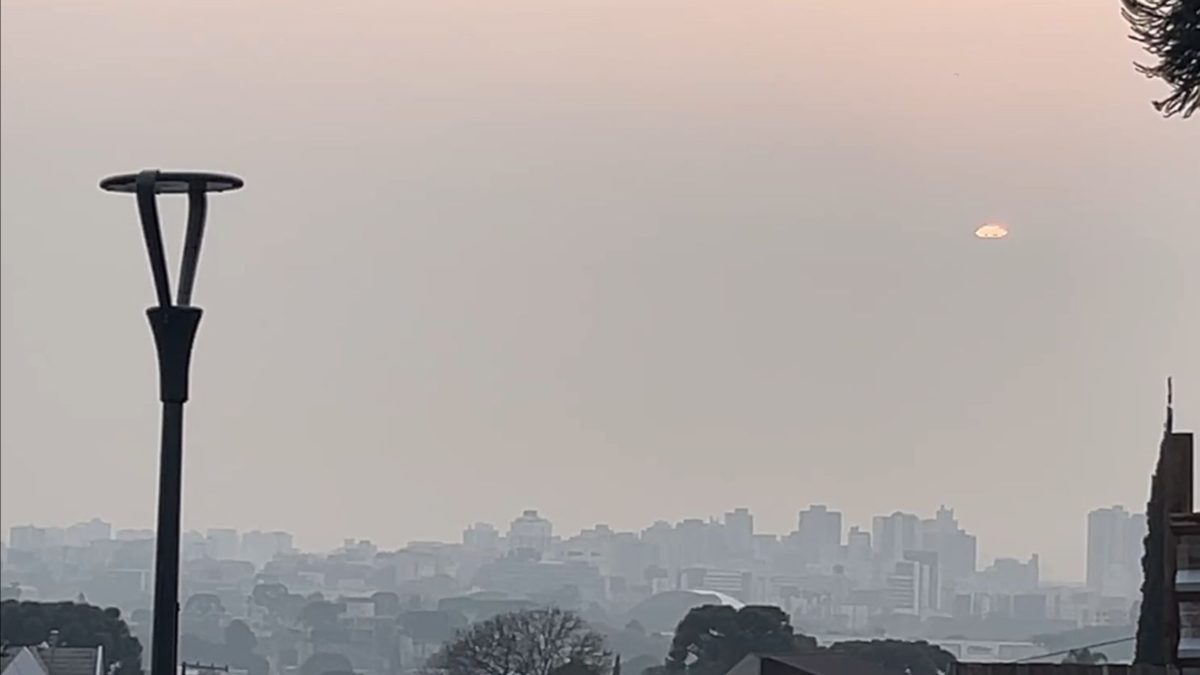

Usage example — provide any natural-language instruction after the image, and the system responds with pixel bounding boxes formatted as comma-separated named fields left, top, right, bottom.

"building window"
left=1180, top=534, right=1200, bottom=572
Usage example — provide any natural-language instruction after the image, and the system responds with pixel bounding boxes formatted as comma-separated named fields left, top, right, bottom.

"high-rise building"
left=183, top=530, right=211, bottom=561
left=241, top=530, right=293, bottom=567
left=873, top=511, right=920, bottom=563
left=10, top=526, right=46, bottom=551
left=724, top=507, right=754, bottom=558
left=846, top=526, right=873, bottom=581
left=463, top=522, right=500, bottom=550
left=508, top=510, right=553, bottom=556
left=919, top=506, right=977, bottom=588
left=1087, top=505, right=1145, bottom=598
left=9, top=526, right=65, bottom=550
left=904, top=550, right=940, bottom=611
left=679, top=567, right=753, bottom=601
left=66, top=519, right=112, bottom=546
left=977, top=554, right=1040, bottom=592
left=797, top=505, right=842, bottom=564
left=116, top=528, right=154, bottom=541
left=674, top=518, right=709, bottom=568
left=206, top=528, right=240, bottom=560
left=888, top=551, right=940, bottom=616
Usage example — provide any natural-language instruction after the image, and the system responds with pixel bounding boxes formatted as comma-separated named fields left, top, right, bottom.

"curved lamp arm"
left=135, top=170, right=174, bottom=308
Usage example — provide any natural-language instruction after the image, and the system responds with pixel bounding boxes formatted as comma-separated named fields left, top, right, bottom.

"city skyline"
left=1, top=500, right=1151, bottom=584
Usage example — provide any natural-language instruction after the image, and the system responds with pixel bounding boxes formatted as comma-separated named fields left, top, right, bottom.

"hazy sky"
left=1, top=0, right=1197, bottom=582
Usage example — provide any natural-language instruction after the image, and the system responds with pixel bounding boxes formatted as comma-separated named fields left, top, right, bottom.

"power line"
left=1007, top=636, right=1136, bottom=663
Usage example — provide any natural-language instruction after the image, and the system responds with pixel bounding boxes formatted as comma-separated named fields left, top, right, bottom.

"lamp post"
left=100, top=170, right=244, bottom=675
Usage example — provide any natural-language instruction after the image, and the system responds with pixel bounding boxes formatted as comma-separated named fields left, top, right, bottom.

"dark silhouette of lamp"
left=100, top=170, right=243, bottom=675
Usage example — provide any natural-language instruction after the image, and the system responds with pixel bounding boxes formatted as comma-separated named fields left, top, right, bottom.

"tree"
left=826, top=640, right=955, bottom=675
left=0, top=600, right=143, bottom=675
left=301, top=652, right=355, bottom=675
left=184, top=593, right=225, bottom=616
left=1062, top=648, right=1108, bottom=665
left=225, top=621, right=269, bottom=675
left=665, top=605, right=812, bottom=675
left=372, top=592, right=402, bottom=618
left=225, top=620, right=258, bottom=657
left=1136, top=389, right=1175, bottom=665
left=300, top=600, right=345, bottom=630
left=660, top=606, right=955, bottom=675
left=427, top=607, right=610, bottom=675
left=181, top=619, right=268, bottom=675
left=399, top=610, right=467, bottom=645
left=1122, top=0, right=1199, bottom=117
left=252, top=583, right=290, bottom=612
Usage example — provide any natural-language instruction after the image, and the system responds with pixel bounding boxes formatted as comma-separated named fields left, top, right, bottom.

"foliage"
left=660, top=605, right=955, bottom=675
left=399, top=610, right=468, bottom=644
left=665, top=605, right=810, bottom=675
left=594, top=621, right=669, bottom=668
left=183, top=594, right=225, bottom=616
left=0, top=600, right=143, bottom=675
left=300, top=601, right=345, bottom=629
left=251, top=583, right=309, bottom=625
left=1062, top=648, right=1108, bottom=665
left=300, top=652, right=355, bottom=675
left=252, top=583, right=289, bottom=611
left=179, top=619, right=268, bottom=675
left=427, top=607, right=610, bottom=675
left=224, top=620, right=257, bottom=655
left=372, top=592, right=402, bottom=618
left=1122, top=0, right=1200, bottom=117
left=826, top=640, right=956, bottom=675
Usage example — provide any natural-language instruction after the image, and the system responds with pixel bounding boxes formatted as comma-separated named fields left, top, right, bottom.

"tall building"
left=66, top=519, right=112, bottom=546
left=641, top=520, right=674, bottom=569
left=679, top=567, right=753, bottom=601
left=873, top=511, right=920, bottom=563
left=9, top=526, right=66, bottom=550
left=888, top=559, right=927, bottom=616
left=463, top=522, right=500, bottom=550
left=845, top=526, right=873, bottom=581
left=904, top=550, right=940, bottom=611
left=10, top=526, right=46, bottom=551
left=797, top=505, right=842, bottom=565
left=919, top=506, right=977, bottom=588
left=508, top=510, right=553, bottom=556
left=674, top=518, right=710, bottom=568
left=241, top=530, right=293, bottom=567
left=1087, top=505, right=1146, bottom=598
left=724, top=508, right=754, bottom=558
left=206, top=528, right=240, bottom=560
left=976, top=555, right=1040, bottom=592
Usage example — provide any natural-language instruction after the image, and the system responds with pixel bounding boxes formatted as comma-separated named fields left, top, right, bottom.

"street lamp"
left=100, top=170, right=244, bottom=675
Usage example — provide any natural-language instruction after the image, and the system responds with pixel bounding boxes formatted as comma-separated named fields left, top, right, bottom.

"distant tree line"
left=426, top=605, right=954, bottom=675
left=658, top=605, right=953, bottom=675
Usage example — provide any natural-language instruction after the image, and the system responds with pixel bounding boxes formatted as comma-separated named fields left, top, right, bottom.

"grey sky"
left=1, top=0, right=1197, bottom=581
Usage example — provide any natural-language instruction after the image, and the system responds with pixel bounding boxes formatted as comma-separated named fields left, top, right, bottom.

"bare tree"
left=1122, top=0, right=1200, bottom=117
left=427, top=608, right=610, bottom=675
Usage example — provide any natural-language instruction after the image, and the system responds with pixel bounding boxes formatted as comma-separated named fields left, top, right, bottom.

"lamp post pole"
left=101, top=170, right=244, bottom=675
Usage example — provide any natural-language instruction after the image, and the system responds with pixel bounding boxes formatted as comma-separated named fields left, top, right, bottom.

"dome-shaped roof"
left=626, top=590, right=745, bottom=633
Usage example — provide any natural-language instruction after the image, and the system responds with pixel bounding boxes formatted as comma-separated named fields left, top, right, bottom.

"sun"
left=975, top=223, right=1009, bottom=239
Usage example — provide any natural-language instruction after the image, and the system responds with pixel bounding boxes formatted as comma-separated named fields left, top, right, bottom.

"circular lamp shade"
left=975, top=223, right=1009, bottom=239
left=100, top=171, right=243, bottom=194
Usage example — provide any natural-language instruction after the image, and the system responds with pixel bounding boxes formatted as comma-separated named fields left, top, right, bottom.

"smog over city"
left=1, top=0, right=1198, bottom=673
